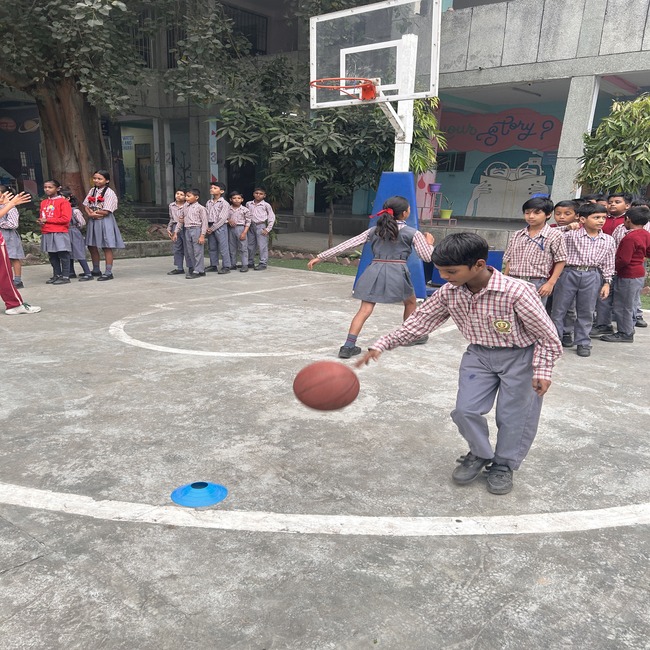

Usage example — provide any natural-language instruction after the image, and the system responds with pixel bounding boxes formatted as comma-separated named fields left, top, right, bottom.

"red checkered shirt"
left=562, top=229, right=615, bottom=281
left=317, top=223, right=433, bottom=261
left=503, top=224, right=567, bottom=278
left=370, top=268, right=562, bottom=381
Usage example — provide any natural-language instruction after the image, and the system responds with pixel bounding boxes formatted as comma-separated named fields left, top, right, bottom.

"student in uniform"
left=176, top=188, right=207, bottom=278
left=0, top=184, right=26, bottom=288
left=60, top=189, right=94, bottom=281
left=38, top=179, right=72, bottom=285
left=205, top=182, right=231, bottom=274
left=83, top=170, right=125, bottom=281
left=551, top=203, right=615, bottom=357
left=227, top=191, right=251, bottom=271
left=246, top=187, right=276, bottom=271
left=356, top=232, right=562, bottom=495
left=308, top=195, right=434, bottom=359
left=0, top=191, right=41, bottom=314
left=503, top=197, right=567, bottom=305
left=166, top=189, right=188, bottom=275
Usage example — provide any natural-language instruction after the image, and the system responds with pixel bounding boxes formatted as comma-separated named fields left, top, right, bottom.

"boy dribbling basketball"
left=357, top=233, right=562, bottom=495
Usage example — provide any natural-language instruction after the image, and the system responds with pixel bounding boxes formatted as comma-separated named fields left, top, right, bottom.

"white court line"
left=0, top=483, right=648, bottom=537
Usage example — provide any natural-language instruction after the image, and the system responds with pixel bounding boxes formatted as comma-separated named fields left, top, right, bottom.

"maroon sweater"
left=615, top=228, right=650, bottom=278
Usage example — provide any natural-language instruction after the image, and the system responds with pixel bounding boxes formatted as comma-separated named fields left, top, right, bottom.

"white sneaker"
left=5, top=303, right=42, bottom=315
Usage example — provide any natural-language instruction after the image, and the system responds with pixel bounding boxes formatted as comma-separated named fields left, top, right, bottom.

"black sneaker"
left=576, top=345, right=591, bottom=357
left=13, top=280, right=24, bottom=289
left=485, top=463, right=513, bottom=495
left=589, top=324, right=614, bottom=338
left=167, top=269, right=185, bottom=275
left=404, top=335, right=429, bottom=346
left=78, top=274, right=94, bottom=281
left=97, top=273, right=114, bottom=282
left=68, top=272, right=77, bottom=279
left=248, top=263, right=254, bottom=268
left=46, top=276, right=57, bottom=284
left=217, top=267, right=230, bottom=274
left=452, top=453, right=490, bottom=484
left=338, top=345, right=361, bottom=359
left=205, top=265, right=218, bottom=272
left=634, top=318, right=648, bottom=328
left=600, top=332, right=634, bottom=343
left=253, top=264, right=267, bottom=271
left=52, top=276, right=71, bottom=285
left=185, top=272, right=203, bottom=279
left=240, top=267, right=249, bottom=273
left=561, top=333, right=574, bottom=347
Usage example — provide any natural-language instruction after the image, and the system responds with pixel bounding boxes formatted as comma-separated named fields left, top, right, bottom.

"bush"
left=115, top=201, right=151, bottom=241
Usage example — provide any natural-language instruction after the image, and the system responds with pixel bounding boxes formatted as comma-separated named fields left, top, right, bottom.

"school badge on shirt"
left=493, top=318, right=512, bottom=334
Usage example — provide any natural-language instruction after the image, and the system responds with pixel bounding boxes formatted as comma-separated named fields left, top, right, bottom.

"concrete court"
left=0, top=256, right=649, bottom=650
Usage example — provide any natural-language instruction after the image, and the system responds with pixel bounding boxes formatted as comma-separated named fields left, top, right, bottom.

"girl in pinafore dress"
left=38, top=180, right=72, bottom=285
left=308, top=195, right=435, bottom=358
left=0, top=184, right=26, bottom=288
left=61, top=189, right=94, bottom=281
left=83, top=169, right=125, bottom=281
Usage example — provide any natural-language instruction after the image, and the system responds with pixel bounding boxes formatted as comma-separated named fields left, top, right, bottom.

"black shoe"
left=253, top=264, right=267, bottom=271
left=78, top=274, right=94, bottom=281
left=167, top=269, right=185, bottom=275
left=185, top=273, right=200, bottom=279
left=205, top=265, right=218, bottom=272
left=589, top=324, right=614, bottom=338
left=13, top=280, right=24, bottom=289
left=46, top=276, right=57, bottom=284
left=576, top=345, right=591, bottom=357
left=68, top=272, right=77, bottom=279
left=485, top=463, right=513, bottom=495
left=52, top=276, right=71, bottom=285
left=248, top=263, right=254, bottom=268
left=600, top=332, right=634, bottom=343
left=197, top=272, right=206, bottom=276
left=561, top=333, right=574, bottom=348
left=97, top=273, right=114, bottom=282
left=217, top=267, right=230, bottom=274
left=452, top=453, right=490, bottom=485
left=338, top=345, right=361, bottom=359
left=404, top=335, right=429, bottom=346
left=240, top=267, right=249, bottom=273
left=635, top=318, right=648, bottom=328
left=91, top=270, right=102, bottom=277
left=229, top=266, right=237, bottom=271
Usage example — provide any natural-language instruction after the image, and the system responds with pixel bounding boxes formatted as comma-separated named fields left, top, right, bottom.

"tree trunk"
left=33, top=78, right=105, bottom=202
left=328, top=199, right=334, bottom=249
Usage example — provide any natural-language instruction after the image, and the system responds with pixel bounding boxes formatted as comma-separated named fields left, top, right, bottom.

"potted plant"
left=439, top=194, right=454, bottom=220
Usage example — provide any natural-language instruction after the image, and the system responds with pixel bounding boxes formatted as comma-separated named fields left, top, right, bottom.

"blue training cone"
left=171, top=481, right=228, bottom=508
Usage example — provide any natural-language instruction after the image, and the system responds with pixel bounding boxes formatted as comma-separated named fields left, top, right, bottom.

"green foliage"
left=17, top=206, right=39, bottom=236
left=411, top=98, right=447, bottom=175
left=576, top=94, right=650, bottom=194
left=115, top=200, right=150, bottom=241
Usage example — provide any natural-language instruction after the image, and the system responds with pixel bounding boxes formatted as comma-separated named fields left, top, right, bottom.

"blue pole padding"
left=354, top=172, right=427, bottom=299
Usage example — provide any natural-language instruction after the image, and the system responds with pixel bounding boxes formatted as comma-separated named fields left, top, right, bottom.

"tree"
left=576, top=94, right=650, bottom=194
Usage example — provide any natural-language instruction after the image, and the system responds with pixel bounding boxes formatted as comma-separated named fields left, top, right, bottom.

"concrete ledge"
left=22, top=240, right=172, bottom=264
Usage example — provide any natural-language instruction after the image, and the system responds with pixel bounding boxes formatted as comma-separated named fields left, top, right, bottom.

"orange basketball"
left=293, top=361, right=360, bottom=411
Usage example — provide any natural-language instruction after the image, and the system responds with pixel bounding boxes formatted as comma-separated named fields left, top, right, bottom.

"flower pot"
left=439, top=208, right=453, bottom=220
left=428, top=183, right=442, bottom=193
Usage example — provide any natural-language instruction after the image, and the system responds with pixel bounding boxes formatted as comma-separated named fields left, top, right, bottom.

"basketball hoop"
left=310, top=77, right=378, bottom=101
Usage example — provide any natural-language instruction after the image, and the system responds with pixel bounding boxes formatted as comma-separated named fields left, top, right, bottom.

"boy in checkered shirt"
left=357, top=233, right=562, bottom=495
left=503, top=197, right=567, bottom=305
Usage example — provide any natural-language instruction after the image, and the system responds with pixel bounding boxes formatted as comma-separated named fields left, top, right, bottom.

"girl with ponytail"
left=308, top=195, right=434, bottom=358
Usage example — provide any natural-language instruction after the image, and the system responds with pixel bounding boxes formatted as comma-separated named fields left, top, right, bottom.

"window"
left=167, top=26, right=186, bottom=69
left=223, top=5, right=268, bottom=55
left=132, top=11, right=153, bottom=68
left=436, top=152, right=466, bottom=172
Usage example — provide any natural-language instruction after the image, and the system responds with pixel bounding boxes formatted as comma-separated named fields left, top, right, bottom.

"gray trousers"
left=184, top=226, right=205, bottom=273
left=171, top=225, right=187, bottom=270
left=451, top=345, right=543, bottom=470
left=551, top=268, right=601, bottom=347
left=613, top=277, right=644, bottom=335
left=206, top=225, right=219, bottom=267
left=228, top=225, right=248, bottom=267
left=595, top=277, right=617, bottom=326
left=213, top=224, right=231, bottom=269
left=247, top=224, right=270, bottom=265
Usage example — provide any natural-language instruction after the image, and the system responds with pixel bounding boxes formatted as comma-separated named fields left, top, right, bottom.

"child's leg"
left=574, top=271, right=601, bottom=346
left=172, top=228, right=185, bottom=270
left=228, top=227, right=238, bottom=267
left=215, top=225, right=231, bottom=270
left=77, top=257, right=91, bottom=275
left=402, top=295, right=417, bottom=321
left=59, top=251, right=71, bottom=278
left=11, top=258, right=21, bottom=280
left=103, top=248, right=114, bottom=274
left=237, top=228, right=249, bottom=268
left=612, top=277, right=643, bottom=336
left=348, top=301, right=376, bottom=338
left=247, top=228, right=256, bottom=266
left=550, top=271, right=577, bottom=338
left=0, top=238, right=23, bottom=309
left=88, top=245, right=101, bottom=273
left=594, top=278, right=615, bottom=327
left=207, top=231, right=219, bottom=268
left=256, top=226, right=269, bottom=267
left=49, top=252, right=62, bottom=278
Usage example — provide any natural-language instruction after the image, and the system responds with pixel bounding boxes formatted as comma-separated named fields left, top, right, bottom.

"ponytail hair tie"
left=374, top=208, right=394, bottom=218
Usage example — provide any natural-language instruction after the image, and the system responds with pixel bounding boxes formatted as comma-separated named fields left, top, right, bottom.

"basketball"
left=293, top=360, right=360, bottom=411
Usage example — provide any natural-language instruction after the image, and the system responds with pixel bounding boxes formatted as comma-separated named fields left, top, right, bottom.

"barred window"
left=167, top=26, right=186, bottom=69
left=223, top=5, right=268, bottom=55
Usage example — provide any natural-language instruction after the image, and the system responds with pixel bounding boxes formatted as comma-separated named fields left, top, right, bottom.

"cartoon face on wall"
left=465, top=151, right=554, bottom=218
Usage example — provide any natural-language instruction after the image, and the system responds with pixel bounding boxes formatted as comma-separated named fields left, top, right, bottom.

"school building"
left=1, top=0, right=649, bottom=224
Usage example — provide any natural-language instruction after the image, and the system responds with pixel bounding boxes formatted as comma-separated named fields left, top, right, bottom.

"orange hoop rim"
left=310, top=77, right=378, bottom=100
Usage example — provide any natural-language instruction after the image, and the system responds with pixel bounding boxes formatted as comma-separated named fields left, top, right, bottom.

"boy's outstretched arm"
left=356, top=349, right=381, bottom=367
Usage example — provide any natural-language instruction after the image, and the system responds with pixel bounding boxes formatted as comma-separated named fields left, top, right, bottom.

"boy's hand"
left=206, top=227, right=213, bottom=235
left=355, top=349, right=381, bottom=367
left=600, top=283, right=610, bottom=299
left=532, top=378, right=551, bottom=396
left=239, top=233, right=247, bottom=241
left=307, top=258, right=321, bottom=270
left=172, top=233, right=177, bottom=242
left=262, top=229, right=269, bottom=236
left=424, top=232, right=435, bottom=245
left=198, top=235, right=205, bottom=245
left=538, top=281, right=555, bottom=297
left=167, top=230, right=173, bottom=239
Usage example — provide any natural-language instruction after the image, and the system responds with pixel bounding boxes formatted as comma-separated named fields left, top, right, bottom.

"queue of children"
left=166, top=184, right=275, bottom=278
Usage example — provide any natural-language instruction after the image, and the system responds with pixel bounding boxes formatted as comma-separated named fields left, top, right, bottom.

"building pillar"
left=162, top=120, right=174, bottom=203
left=552, top=76, right=600, bottom=199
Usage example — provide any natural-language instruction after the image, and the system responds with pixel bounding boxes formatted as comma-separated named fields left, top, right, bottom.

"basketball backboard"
left=310, top=0, right=441, bottom=109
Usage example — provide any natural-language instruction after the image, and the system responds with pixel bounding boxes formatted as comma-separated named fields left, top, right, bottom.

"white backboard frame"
left=310, top=0, right=441, bottom=110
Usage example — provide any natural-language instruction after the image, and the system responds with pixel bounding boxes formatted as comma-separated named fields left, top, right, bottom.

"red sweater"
left=603, top=214, right=625, bottom=236
left=39, top=196, right=71, bottom=233
left=615, top=228, right=650, bottom=278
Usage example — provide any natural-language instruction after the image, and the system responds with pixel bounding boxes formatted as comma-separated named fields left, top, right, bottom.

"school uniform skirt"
left=69, top=226, right=87, bottom=259
left=85, top=213, right=125, bottom=249
left=41, top=232, right=71, bottom=253
left=352, top=259, right=414, bottom=303
left=1, top=229, right=25, bottom=259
